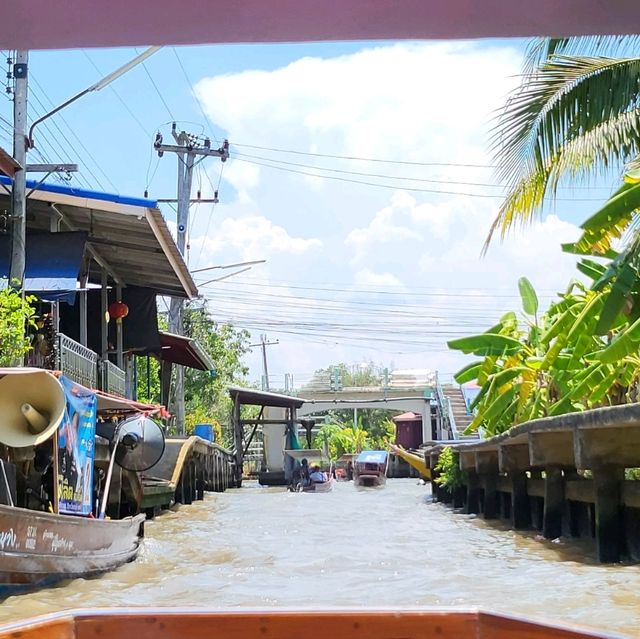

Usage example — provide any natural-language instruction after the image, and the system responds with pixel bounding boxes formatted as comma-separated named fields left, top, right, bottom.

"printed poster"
left=57, top=376, right=97, bottom=515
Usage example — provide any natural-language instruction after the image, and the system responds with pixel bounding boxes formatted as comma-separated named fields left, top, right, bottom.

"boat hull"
left=0, top=504, right=145, bottom=591
left=300, top=479, right=333, bottom=493
left=0, top=609, right=625, bottom=639
left=354, top=474, right=386, bottom=488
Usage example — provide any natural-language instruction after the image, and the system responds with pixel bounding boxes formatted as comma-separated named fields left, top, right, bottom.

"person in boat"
left=309, top=465, right=327, bottom=483
left=346, top=461, right=354, bottom=481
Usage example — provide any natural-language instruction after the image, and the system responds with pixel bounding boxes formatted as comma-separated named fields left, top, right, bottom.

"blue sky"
left=0, top=40, right=622, bottom=388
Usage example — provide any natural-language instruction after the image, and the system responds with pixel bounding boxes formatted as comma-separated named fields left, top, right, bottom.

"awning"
left=228, top=385, right=306, bottom=409
left=0, top=231, right=86, bottom=304
left=157, top=331, right=214, bottom=371
left=1, top=2, right=638, bottom=49
left=0, top=177, right=197, bottom=299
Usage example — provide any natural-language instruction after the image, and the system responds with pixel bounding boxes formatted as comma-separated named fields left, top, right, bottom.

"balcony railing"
left=55, top=333, right=98, bottom=389
left=99, top=359, right=126, bottom=397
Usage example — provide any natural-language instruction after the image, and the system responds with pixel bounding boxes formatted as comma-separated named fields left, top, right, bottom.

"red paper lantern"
left=108, top=301, right=129, bottom=323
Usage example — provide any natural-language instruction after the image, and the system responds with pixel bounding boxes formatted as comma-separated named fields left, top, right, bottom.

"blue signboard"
left=57, top=376, right=97, bottom=516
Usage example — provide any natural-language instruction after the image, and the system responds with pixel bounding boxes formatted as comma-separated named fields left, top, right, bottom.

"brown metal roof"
left=0, top=188, right=197, bottom=299
left=228, top=385, right=306, bottom=409
left=0, top=1, right=638, bottom=49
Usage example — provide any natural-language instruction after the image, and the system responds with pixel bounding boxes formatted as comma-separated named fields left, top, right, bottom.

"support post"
left=593, top=467, right=623, bottom=563
left=100, top=269, right=108, bottom=358
left=542, top=466, right=564, bottom=539
left=9, top=51, right=28, bottom=287
left=465, top=471, right=481, bottom=515
left=481, top=474, right=498, bottom=519
left=510, top=471, right=530, bottom=530
left=115, top=284, right=124, bottom=369
left=79, top=268, right=88, bottom=347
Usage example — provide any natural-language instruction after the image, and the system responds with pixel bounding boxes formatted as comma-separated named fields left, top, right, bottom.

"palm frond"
left=525, top=36, right=640, bottom=71
left=486, top=107, right=640, bottom=249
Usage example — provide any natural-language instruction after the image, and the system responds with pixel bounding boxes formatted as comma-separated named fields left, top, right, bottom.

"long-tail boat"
left=0, top=609, right=627, bottom=639
left=353, top=450, right=388, bottom=488
left=0, top=368, right=164, bottom=592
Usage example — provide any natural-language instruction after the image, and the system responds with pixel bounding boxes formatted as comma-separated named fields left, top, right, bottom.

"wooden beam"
left=542, top=467, right=564, bottom=540
left=593, top=467, right=624, bottom=563
left=459, top=450, right=476, bottom=472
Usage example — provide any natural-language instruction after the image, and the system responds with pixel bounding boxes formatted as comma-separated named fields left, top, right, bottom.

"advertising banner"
left=57, top=376, right=97, bottom=515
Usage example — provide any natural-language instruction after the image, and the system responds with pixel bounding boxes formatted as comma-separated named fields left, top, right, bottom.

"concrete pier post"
left=543, top=467, right=564, bottom=539
left=593, top=467, right=624, bottom=563
left=510, top=472, right=530, bottom=530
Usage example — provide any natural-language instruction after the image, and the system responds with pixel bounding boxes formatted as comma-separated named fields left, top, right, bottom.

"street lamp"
left=27, top=46, right=161, bottom=148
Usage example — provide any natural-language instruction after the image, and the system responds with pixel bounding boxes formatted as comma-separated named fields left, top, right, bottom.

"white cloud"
left=189, top=41, right=595, bottom=383
left=354, top=268, right=404, bottom=288
left=192, top=215, right=322, bottom=266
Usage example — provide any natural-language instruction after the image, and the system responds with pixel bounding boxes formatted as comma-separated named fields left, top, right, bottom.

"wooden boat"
left=0, top=505, right=144, bottom=592
left=284, top=449, right=333, bottom=492
left=0, top=609, right=627, bottom=639
left=353, top=450, right=388, bottom=488
left=0, top=369, right=162, bottom=592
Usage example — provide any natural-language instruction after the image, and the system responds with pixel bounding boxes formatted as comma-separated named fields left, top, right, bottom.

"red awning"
left=158, top=331, right=214, bottom=371
left=1, top=1, right=639, bottom=50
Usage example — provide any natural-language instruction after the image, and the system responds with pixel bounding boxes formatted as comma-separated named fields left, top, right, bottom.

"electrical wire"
left=232, top=151, right=612, bottom=192
left=81, top=49, right=151, bottom=139
left=195, top=162, right=224, bottom=266
left=232, top=156, right=607, bottom=201
left=172, top=47, right=221, bottom=144
left=135, top=48, right=176, bottom=121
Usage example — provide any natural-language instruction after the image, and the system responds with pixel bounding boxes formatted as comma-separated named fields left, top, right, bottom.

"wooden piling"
left=542, top=467, right=564, bottom=539
left=593, top=467, right=623, bottom=563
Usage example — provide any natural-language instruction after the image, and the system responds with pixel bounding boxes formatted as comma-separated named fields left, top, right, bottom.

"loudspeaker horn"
left=0, top=370, right=66, bottom=448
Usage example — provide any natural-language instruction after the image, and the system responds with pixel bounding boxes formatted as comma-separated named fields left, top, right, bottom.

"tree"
left=182, top=303, right=251, bottom=441
left=488, top=36, right=640, bottom=247
left=0, top=283, right=36, bottom=366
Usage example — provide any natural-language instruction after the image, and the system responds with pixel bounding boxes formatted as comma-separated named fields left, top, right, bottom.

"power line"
left=232, top=151, right=612, bottom=192
left=232, top=142, right=495, bottom=168
left=172, top=47, right=220, bottom=143
left=29, top=75, right=119, bottom=192
left=81, top=49, right=151, bottom=139
left=135, top=48, right=176, bottom=121
left=232, top=156, right=606, bottom=201
left=195, top=163, right=224, bottom=266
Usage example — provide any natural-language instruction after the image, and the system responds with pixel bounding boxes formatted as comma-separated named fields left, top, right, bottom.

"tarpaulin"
left=0, top=231, right=87, bottom=304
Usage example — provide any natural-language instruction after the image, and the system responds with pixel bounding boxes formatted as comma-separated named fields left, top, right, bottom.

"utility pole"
left=249, top=334, right=279, bottom=391
left=9, top=51, right=28, bottom=286
left=155, top=124, right=229, bottom=432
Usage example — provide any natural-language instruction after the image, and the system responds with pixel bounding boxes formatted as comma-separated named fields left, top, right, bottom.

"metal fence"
left=55, top=333, right=98, bottom=389
left=99, top=359, right=126, bottom=397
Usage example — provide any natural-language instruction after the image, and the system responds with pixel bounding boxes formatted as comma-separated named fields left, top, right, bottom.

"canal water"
left=1, top=479, right=639, bottom=635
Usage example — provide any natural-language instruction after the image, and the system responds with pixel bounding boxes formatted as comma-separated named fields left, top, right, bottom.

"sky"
left=0, top=39, right=622, bottom=389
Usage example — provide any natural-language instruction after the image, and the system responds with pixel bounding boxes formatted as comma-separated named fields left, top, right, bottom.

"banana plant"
left=447, top=275, right=640, bottom=436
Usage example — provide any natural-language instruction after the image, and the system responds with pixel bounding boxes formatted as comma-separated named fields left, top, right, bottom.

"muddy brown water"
left=1, top=479, right=638, bottom=635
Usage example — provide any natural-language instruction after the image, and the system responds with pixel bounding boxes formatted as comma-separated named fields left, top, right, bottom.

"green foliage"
left=184, top=406, right=222, bottom=443
left=0, top=283, right=37, bottom=366
left=434, top=447, right=466, bottom=491
left=487, top=37, right=640, bottom=248
left=136, top=355, right=161, bottom=404
left=182, top=303, right=250, bottom=429
left=449, top=275, right=640, bottom=436
left=312, top=418, right=396, bottom=460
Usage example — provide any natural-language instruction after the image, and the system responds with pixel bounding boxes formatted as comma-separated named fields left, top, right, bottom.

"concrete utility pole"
left=9, top=51, right=28, bottom=286
left=155, top=124, right=229, bottom=432
left=249, top=334, right=279, bottom=391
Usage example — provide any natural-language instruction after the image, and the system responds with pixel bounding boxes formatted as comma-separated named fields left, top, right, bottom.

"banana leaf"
left=454, top=361, right=484, bottom=384
left=593, top=315, right=640, bottom=364
left=595, top=260, right=638, bottom=335
left=447, top=333, right=523, bottom=357
left=518, top=276, right=538, bottom=316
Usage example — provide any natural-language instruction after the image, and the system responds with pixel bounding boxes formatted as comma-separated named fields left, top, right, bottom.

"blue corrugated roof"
left=0, top=175, right=157, bottom=209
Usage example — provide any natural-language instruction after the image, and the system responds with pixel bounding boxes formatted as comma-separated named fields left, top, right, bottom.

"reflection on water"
left=1, top=479, right=639, bottom=635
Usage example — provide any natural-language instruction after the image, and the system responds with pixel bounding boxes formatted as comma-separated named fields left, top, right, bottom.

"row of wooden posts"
left=424, top=403, right=640, bottom=563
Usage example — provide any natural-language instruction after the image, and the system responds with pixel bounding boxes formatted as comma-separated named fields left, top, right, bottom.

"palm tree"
left=487, top=36, right=640, bottom=250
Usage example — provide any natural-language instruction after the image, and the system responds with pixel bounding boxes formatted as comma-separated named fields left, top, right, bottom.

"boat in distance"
left=353, top=450, right=388, bottom=488
left=0, top=608, right=627, bottom=639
